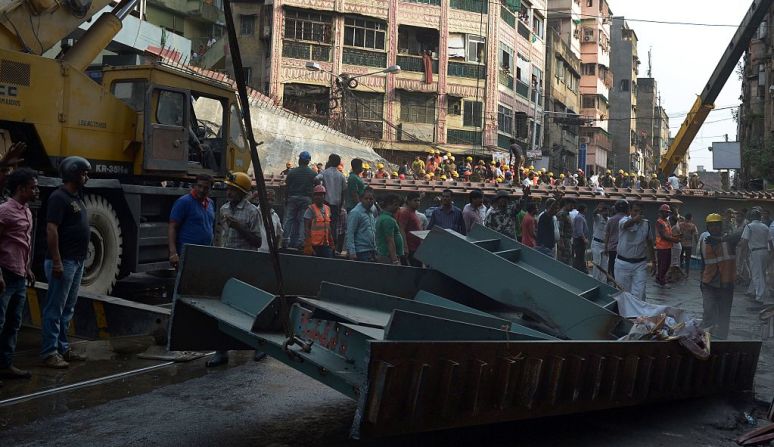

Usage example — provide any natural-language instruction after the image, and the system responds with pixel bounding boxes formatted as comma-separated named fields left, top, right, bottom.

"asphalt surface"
left=1, top=272, right=773, bottom=446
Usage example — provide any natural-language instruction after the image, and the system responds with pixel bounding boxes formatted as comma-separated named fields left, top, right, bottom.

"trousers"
left=656, top=248, right=671, bottom=285
left=701, top=284, right=733, bottom=339
left=591, top=241, right=608, bottom=283
left=681, top=246, right=693, bottom=277
left=572, top=238, right=587, bottom=273
left=0, top=271, right=26, bottom=368
left=748, top=249, right=769, bottom=302
left=41, top=259, right=84, bottom=358
left=615, top=259, right=648, bottom=301
left=283, top=195, right=311, bottom=249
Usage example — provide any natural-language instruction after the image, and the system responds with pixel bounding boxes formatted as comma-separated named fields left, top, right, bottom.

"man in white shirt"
left=667, top=173, right=680, bottom=190
left=591, top=203, right=609, bottom=283
left=741, top=208, right=773, bottom=303
left=615, top=203, right=654, bottom=301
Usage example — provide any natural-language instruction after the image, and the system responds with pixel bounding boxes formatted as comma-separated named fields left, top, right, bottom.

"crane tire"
left=80, top=194, right=123, bottom=295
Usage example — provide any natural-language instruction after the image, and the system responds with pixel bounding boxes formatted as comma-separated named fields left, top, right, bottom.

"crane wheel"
left=81, top=194, right=123, bottom=295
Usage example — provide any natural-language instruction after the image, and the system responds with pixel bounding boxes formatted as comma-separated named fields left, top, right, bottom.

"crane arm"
left=658, top=0, right=774, bottom=175
left=0, top=0, right=114, bottom=55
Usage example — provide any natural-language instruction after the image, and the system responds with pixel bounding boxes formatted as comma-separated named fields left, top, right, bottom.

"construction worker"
left=615, top=202, right=655, bottom=301
left=689, top=172, right=705, bottom=189
left=700, top=213, right=737, bottom=339
left=615, top=169, right=626, bottom=187
left=556, top=198, right=575, bottom=265
left=304, top=185, right=335, bottom=258
left=591, top=203, right=609, bottom=283
left=601, top=170, right=614, bottom=188
left=375, top=163, right=387, bottom=179
left=576, top=169, right=586, bottom=187
left=655, top=204, right=680, bottom=287
left=648, top=174, right=661, bottom=189
left=741, top=208, right=773, bottom=304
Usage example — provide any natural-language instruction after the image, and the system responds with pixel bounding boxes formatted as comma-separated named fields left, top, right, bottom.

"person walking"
left=396, top=192, right=423, bottom=266
left=700, top=213, right=738, bottom=339
left=0, top=168, right=38, bottom=381
left=375, top=194, right=404, bottom=265
left=556, top=198, right=575, bottom=265
left=319, top=154, right=347, bottom=249
left=283, top=151, right=316, bottom=249
left=462, top=189, right=486, bottom=233
left=485, top=190, right=517, bottom=239
left=604, top=200, right=629, bottom=279
left=591, top=203, right=609, bottom=283
left=345, top=187, right=376, bottom=262
left=572, top=204, right=589, bottom=273
left=428, top=189, right=465, bottom=234
left=741, top=208, right=773, bottom=304
left=168, top=174, right=215, bottom=270
left=521, top=202, right=538, bottom=248
left=40, top=156, right=91, bottom=368
left=655, top=204, right=680, bottom=287
left=304, top=185, right=335, bottom=258
left=536, top=200, right=559, bottom=258
left=679, top=213, right=699, bottom=278
left=615, top=203, right=654, bottom=301
left=208, top=172, right=264, bottom=367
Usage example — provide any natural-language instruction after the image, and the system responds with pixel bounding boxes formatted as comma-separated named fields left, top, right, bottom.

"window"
left=581, top=94, right=596, bottom=109
left=243, top=67, right=252, bottom=85
left=463, top=100, right=482, bottom=127
left=447, top=97, right=462, bottom=115
left=400, top=92, right=436, bottom=124
left=111, top=80, right=146, bottom=111
left=284, top=9, right=332, bottom=43
left=499, top=42, right=513, bottom=70
left=620, top=79, right=629, bottom=92
left=498, top=105, right=513, bottom=135
left=240, top=15, right=256, bottom=35
left=156, top=90, right=185, bottom=126
left=344, top=17, right=386, bottom=50
left=467, top=35, right=485, bottom=63
left=344, top=92, right=384, bottom=139
left=586, top=0, right=592, bottom=6
left=582, top=63, right=596, bottom=76
left=532, top=14, right=544, bottom=40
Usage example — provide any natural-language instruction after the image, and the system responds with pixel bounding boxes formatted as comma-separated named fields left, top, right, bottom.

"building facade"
left=227, top=0, right=547, bottom=162
left=609, top=16, right=639, bottom=173
left=653, top=105, right=670, bottom=173
left=146, top=0, right=227, bottom=68
left=544, top=0, right=582, bottom=173
left=578, top=0, right=612, bottom=174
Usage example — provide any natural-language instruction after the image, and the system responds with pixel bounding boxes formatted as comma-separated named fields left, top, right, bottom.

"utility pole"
left=531, top=79, right=541, bottom=155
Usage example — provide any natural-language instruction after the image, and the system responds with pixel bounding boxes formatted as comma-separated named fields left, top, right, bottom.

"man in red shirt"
left=521, top=202, right=538, bottom=247
left=396, top=192, right=423, bottom=266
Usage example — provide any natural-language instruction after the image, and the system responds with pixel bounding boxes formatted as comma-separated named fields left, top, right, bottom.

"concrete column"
left=483, top=7, right=499, bottom=147
left=385, top=0, right=398, bottom=141
left=268, top=1, right=284, bottom=104
left=437, top=0, right=449, bottom=144
left=329, top=14, right=346, bottom=125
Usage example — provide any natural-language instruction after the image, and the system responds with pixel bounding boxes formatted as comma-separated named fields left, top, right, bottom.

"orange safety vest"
left=307, top=203, right=331, bottom=247
left=655, top=218, right=673, bottom=250
left=701, top=238, right=736, bottom=288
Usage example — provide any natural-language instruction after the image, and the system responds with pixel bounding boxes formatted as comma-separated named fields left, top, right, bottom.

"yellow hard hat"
left=548, top=172, right=554, bottom=177
left=377, top=163, right=384, bottom=169
left=490, top=160, right=496, bottom=165
left=652, top=173, right=657, bottom=178
left=450, top=156, right=456, bottom=161
left=541, top=168, right=547, bottom=173
left=225, top=171, right=252, bottom=194
left=419, top=169, right=425, bottom=174
left=606, top=169, right=612, bottom=174
left=706, top=213, right=723, bottom=223
left=560, top=174, right=565, bottom=178
left=466, top=156, right=473, bottom=161
left=392, top=171, right=398, bottom=176
left=440, top=175, right=447, bottom=180
left=424, top=174, right=431, bottom=179
left=496, top=177, right=504, bottom=183
left=503, top=165, right=510, bottom=171
left=428, top=172, right=435, bottom=177
left=452, top=171, right=459, bottom=177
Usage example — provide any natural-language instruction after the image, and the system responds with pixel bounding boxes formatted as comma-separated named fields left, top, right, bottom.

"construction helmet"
left=560, top=174, right=565, bottom=178
left=606, top=169, right=612, bottom=174
left=705, top=213, right=723, bottom=224
left=503, top=165, right=510, bottom=171
left=313, top=185, right=326, bottom=194
left=548, top=172, right=554, bottom=177
left=377, top=163, right=384, bottom=169
left=652, top=173, right=658, bottom=178
left=225, top=171, right=252, bottom=194
left=59, top=156, right=91, bottom=182
left=659, top=204, right=671, bottom=213
left=392, top=171, right=399, bottom=177
left=452, top=171, right=459, bottom=177
left=440, top=175, right=447, bottom=180
left=466, top=156, right=473, bottom=161
left=529, top=165, right=535, bottom=170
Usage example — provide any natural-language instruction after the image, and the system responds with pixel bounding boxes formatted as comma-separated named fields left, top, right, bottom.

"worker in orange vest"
left=700, top=213, right=738, bottom=339
left=303, top=185, right=334, bottom=258
left=655, top=204, right=680, bottom=287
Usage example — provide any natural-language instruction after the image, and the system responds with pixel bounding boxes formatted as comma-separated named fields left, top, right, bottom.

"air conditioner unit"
left=583, top=35, right=593, bottom=42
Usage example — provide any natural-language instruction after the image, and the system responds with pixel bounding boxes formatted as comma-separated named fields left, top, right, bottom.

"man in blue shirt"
left=283, top=151, right=316, bottom=249
left=428, top=189, right=465, bottom=235
left=345, top=187, right=376, bottom=262
left=168, top=174, right=215, bottom=269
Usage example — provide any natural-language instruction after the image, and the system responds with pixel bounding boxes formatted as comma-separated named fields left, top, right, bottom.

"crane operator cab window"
left=189, top=94, right=227, bottom=174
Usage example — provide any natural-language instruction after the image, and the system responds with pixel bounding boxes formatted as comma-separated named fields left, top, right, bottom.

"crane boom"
left=659, top=0, right=774, bottom=175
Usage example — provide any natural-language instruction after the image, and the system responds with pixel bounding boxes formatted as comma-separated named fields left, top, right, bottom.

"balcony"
left=516, top=79, right=529, bottom=98
left=282, top=41, right=331, bottom=62
left=342, top=48, right=387, bottom=68
left=186, top=0, right=224, bottom=23
left=500, top=6, right=515, bottom=27
left=518, top=21, right=531, bottom=40
left=448, top=61, right=486, bottom=79
left=396, top=55, right=438, bottom=73
left=450, top=0, right=487, bottom=13
left=448, top=129, right=482, bottom=145
left=403, top=0, right=440, bottom=4
left=530, top=88, right=544, bottom=106
left=498, top=70, right=514, bottom=89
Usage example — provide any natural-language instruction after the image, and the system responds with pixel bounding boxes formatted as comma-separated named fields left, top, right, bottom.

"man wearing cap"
left=740, top=208, right=773, bottom=305
left=304, top=185, right=335, bottom=258
left=284, top=151, right=316, bottom=249
left=601, top=170, right=614, bottom=188
left=616, top=203, right=654, bottom=300
left=700, top=213, right=738, bottom=339
left=655, top=204, right=680, bottom=287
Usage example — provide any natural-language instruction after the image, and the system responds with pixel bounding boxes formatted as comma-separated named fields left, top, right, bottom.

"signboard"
left=578, top=143, right=587, bottom=170
left=711, top=141, right=741, bottom=170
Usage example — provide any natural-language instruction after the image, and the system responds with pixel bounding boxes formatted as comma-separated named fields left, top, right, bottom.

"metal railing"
left=447, top=128, right=482, bottom=145
left=342, top=47, right=387, bottom=68
left=500, top=6, right=515, bottom=27
left=448, top=61, right=486, bottom=79
left=450, top=0, right=487, bottom=13
left=396, top=54, right=439, bottom=73
left=498, top=70, right=514, bottom=89
left=282, top=40, right=331, bottom=62
left=403, top=0, right=440, bottom=5
left=518, top=21, right=531, bottom=40
left=516, top=79, right=529, bottom=98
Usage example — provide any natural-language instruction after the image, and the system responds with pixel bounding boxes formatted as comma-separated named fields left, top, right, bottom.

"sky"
left=608, top=0, right=751, bottom=171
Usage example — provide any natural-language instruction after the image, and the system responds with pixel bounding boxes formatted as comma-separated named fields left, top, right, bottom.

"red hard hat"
left=659, top=204, right=671, bottom=212
left=314, top=185, right=326, bottom=194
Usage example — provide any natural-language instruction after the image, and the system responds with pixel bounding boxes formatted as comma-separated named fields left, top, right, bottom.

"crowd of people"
left=283, top=146, right=706, bottom=191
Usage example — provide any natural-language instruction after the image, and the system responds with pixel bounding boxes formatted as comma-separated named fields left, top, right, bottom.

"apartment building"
left=635, top=78, right=661, bottom=175
left=653, top=105, right=670, bottom=173
left=578, top=0, right=612, bottom=174
left=227, top=0, right=547, bottom=161
left=146, top=0, right=227, bottom=68
left=544, top=0, right=582, bottom=172
left=609, top=17, right=640, bottom=173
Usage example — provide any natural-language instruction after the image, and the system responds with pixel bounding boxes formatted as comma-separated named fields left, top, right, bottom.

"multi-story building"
left=739, top=5, right=774, bottom=184
left=635, top=78, right=660, bottom=175
left=145, top=0, right=227, bottom=69
left=227, top=0, right=547, bottom=162
left=653, top=105, right=670, bottom=173
left=609, top=17, right=640, bottom=173
left=544, top=0, right=582, bottom=172
left=578, top=0, right=612, bottom=174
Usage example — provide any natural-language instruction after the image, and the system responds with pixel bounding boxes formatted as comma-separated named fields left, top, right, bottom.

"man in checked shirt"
left=209, top=171, right=263, bottom=367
